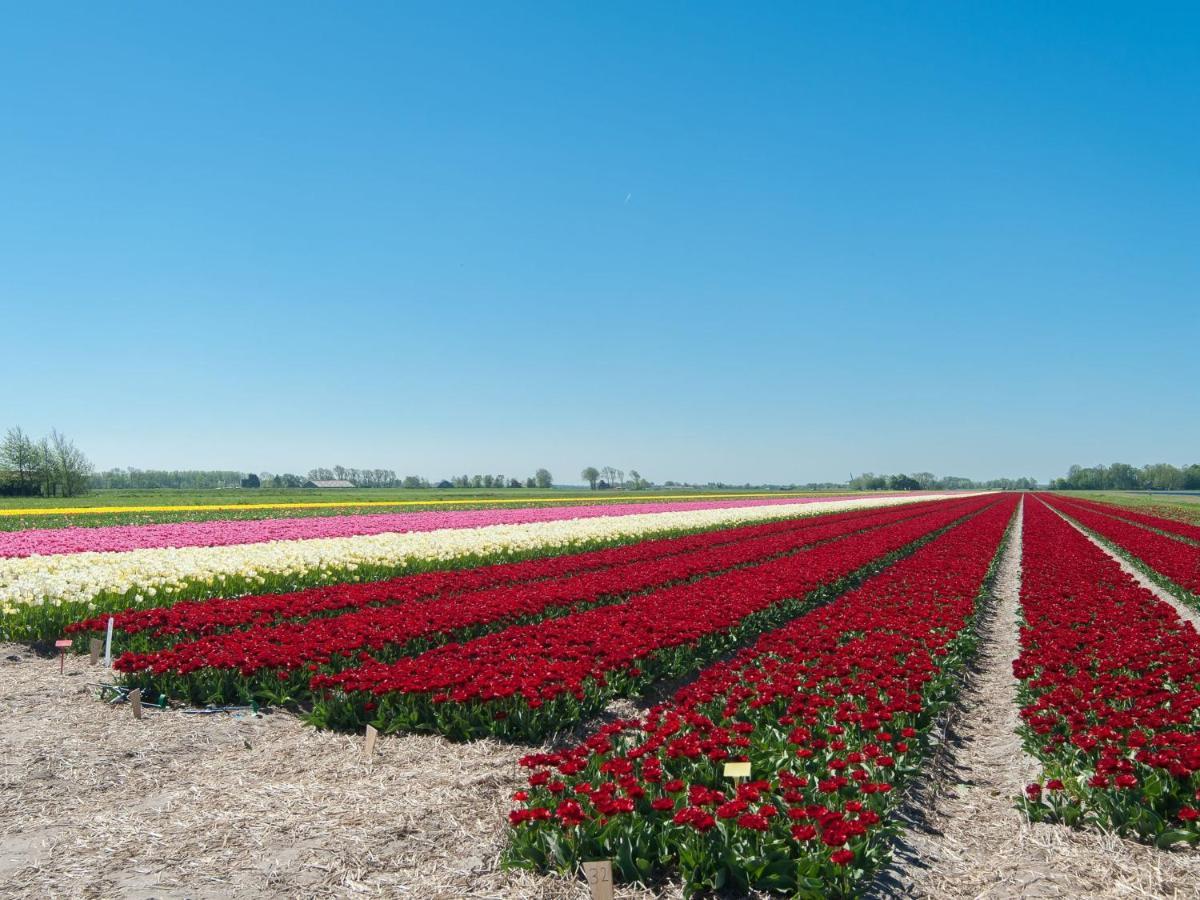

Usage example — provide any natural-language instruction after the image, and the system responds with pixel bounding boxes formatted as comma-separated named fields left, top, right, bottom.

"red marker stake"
left=55, top=639, right=73, bottom=675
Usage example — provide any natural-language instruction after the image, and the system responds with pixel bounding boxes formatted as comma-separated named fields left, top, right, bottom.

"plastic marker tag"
left=723, top=761, right=751, bottom=779
left=103, top=617, right=114, bottom=667
left=89, top=638, right=102, bottom=665
left=582, top=860, right=614, bottom=900
left=129, top=688, right=142, bottom=720
left=363, top=724, right=378, bottom=759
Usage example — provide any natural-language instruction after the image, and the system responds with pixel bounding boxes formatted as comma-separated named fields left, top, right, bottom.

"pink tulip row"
left=0, top=495, right=892, bottom=558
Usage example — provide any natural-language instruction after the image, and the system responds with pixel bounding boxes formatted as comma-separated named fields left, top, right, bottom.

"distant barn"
left=304, top=479, right=355, bottom=488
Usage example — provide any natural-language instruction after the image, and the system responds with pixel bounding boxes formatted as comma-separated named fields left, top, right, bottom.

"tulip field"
left=6, top=489, right=1200, bottom=896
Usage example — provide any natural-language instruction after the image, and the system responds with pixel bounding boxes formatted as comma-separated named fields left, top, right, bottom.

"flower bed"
left=503, top=495, right=1016, bottom=895
left=1016, top=497, right=1200, bottom=846
left=73, top=500, right=934, bottom=643
left=2, top=494, right=966, bottom=644
left=0, top=496, right=870, bottom=558
left=1058, top=496, right=1200, bottom=544
left=1039, top=493, right=1200, bottom=597
left=310, top=495, right=997, bottom=741
left=110, top=501, right=947, bottom=706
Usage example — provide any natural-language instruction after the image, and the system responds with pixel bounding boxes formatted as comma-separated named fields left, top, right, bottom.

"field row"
left=0, top=492, right=958, bottom=643
left=102, top=496, right=990, bottom=733
left=0, top=495, right=842, bottom=558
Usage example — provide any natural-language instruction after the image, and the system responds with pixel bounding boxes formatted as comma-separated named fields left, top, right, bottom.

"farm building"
left=303, top=479, right=355, bottom=488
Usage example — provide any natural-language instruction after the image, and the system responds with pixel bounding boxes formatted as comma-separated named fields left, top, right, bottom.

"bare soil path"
left=0, top=643, right=679, bottom=899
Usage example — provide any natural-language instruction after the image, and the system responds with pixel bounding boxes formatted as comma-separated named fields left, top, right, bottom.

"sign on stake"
left=129, top=688, right=142, bottom=720
left=103, top=617, right=115, bottom=668
left=363, top=724, right=379, bottom=759
left=89, top=638, right=102, bottom=666
left=723, top=760, right=751, bottom=787
left=582, top=860, right=614, bottom=900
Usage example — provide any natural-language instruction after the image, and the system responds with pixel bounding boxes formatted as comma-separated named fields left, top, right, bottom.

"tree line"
left=847, top=472, right=1039, bottom=491
left=86, top=466, right=559, bottom=491
left=580, top=467, right=649, bottom=490
left=0, top=427, right=94, bottom=497
left=1050, top=462, right=1200, bottom=491
left=92, top=468, right=246, bottom=490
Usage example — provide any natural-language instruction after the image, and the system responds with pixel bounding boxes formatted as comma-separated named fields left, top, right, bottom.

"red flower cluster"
left=1039, top=493, right=1200, bottom=596
left=113, top=503, right=935, bottom=703
left=504, top=496, right=1017, bottom=894
left=1060, top=495, right=1200, bottom=544
left=1016, top=497, right=1200, bottom=844
left=312, top=495, right=998, bottom=740
left=72, top=500, right=943, bottom=643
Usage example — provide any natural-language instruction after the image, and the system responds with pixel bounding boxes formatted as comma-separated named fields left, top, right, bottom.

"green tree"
left=534, top=468, right=553, bottom=488
left=48, top=429, right=93, bottom=497
left=581, top=467, right=599, bottom=490
left=0, top=427, right=39, bottom=494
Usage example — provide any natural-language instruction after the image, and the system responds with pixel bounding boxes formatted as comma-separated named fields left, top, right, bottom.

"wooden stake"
left=582, top=860, right=614, bottom=900
left=129, top=688, right=142, bottom=720
left=89, top=638, right=102, bottom=666
left=363, top=724, right=378, bottom=759
left=55, top=639, right=72, bottom=675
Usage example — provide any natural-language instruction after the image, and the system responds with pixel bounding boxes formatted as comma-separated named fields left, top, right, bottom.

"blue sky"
left=2, top=3, right=1196, bottom=484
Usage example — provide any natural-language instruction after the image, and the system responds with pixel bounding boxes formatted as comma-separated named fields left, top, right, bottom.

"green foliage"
left=0, top=426, right=92, bottom=497
left=1050, top=462, right=1200, bottom=491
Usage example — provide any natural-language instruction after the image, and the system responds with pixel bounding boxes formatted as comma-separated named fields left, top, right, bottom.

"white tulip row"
left=0, top=493, right=984, bottom=624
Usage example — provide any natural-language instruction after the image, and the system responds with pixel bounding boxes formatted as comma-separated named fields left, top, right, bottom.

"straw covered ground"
left=5, top=624, right=1200, bottom=899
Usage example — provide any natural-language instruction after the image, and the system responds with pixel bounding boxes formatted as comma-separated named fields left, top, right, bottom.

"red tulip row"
left=1038, top=493, right=1200, bottom=597
left=72, top=500, right=941, bottom=643
left=1059, top=495, right=1200, bottom=544
left=1016, top=497, right=1200, bottom=845
left=503, top=494, right=1017, bottom=895
left=111, top=501, right=943, bottom=705
left=309, top=495, right=999, bottom=741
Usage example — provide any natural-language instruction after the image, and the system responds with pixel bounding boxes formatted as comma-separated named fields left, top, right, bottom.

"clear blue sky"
left=2, top=3, right=1196, bottom=484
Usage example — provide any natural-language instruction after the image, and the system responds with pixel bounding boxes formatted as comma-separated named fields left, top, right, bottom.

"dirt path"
left=0, top=643, right=680, bottom=899
left=876, top=498, right=1200, bottom=898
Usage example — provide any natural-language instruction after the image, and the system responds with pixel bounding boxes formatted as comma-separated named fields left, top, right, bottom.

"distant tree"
left=628, top=469, right=647, bottom=490
left=49, top=429, right=93, bottom=497
left=534, top=468, right=553, bottom=488
left=0, top=427, right=39, bottom=495
left=888, top=473, right=921, bottom=491
left=525, top=476, right=537, bottom=488
left=241, top=473, right=261, bottom=488
left=581, top=467, right=599, bottom=489
left=1142, top=463, right=1186, bottom=491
